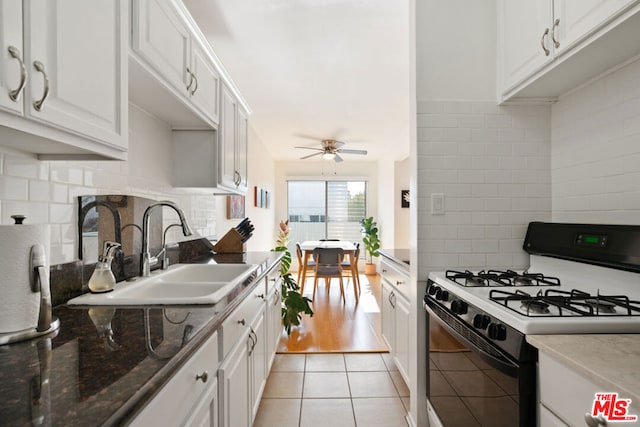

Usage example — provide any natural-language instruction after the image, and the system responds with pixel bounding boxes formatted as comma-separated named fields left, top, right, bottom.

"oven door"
left=425, top=298, right=536, bottom=427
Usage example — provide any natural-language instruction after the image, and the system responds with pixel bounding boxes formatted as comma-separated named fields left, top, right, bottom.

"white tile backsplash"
left=0, top=104, right=218, bottom=265
left=417, top=100, right=552, bottom=274
left=551, top=58, right=640, bottom=225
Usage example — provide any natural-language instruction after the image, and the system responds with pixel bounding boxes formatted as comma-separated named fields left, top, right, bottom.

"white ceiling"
left=183, top=0, right=411, bottom=162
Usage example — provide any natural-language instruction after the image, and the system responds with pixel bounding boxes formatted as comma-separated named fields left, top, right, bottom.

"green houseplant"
left=359, top=216, right=380, bottom=275
left=272, top=220, right=313, bottom=335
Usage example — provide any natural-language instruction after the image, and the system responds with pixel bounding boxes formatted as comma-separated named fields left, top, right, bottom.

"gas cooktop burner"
left=445, top=269, right=561, bottom=287
left=490, top=289, right=640, bottom=317
left=521, top=300, right=550, bottom=315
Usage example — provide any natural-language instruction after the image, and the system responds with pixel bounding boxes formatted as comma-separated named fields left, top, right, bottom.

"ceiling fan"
left=295, top=139, right=367, bottom=162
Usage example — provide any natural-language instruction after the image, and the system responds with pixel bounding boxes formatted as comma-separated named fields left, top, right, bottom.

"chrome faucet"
left=141, top=201, right=193, bottom=277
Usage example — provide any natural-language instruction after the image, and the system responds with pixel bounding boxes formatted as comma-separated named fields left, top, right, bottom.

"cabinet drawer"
left=220, top=285, right=265, bottom=358
left=265, top=263, right=281, bottom=293
left=380, top=258, right=409, bottom=296
left=539, top=352, right=640, bottom=426
left=131, top=331, right=219, bottom=426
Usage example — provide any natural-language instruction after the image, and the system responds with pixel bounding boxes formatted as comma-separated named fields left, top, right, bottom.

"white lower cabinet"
left=266, top=268, right=282, bottom=367
left=249, top=309, right=267, bottom=422
left=380, top=261, right=411, bottom=386
left=130, top=331, right=219, bottom=427
left=538, top=351, right=640, bottom=427
left=218, top=327, right=251, bottom=427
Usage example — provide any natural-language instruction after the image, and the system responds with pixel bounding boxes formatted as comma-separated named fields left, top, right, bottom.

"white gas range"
left=424, top=222, right=640, bottom=427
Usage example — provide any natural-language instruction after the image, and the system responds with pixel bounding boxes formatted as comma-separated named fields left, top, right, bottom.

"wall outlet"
left=431, top=193, right=445, bottom=215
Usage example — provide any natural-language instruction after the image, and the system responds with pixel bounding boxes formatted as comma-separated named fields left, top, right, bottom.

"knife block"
left=212, top=228, right=246, bottom=254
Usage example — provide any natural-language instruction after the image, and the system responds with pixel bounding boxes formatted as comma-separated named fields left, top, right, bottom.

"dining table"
left=298, top=240, right=359, bottom=299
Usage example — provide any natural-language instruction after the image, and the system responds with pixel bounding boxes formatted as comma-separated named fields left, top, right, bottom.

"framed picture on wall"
left=227, top=195, right=245, bottom=219
left=401, top=190, right=410, bottom=208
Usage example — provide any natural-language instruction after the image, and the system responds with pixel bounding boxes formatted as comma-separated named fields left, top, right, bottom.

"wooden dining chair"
left=312, top=247, right=345, bottom=303
left=341, top=243, right=361, bottom=303
left=296, top=242, right=315, bottom=295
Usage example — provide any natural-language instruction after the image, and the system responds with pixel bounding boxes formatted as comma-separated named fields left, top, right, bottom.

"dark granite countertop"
left=378, top=249, right=410, bottom=268
left=0, top=251, right=282, bottom=427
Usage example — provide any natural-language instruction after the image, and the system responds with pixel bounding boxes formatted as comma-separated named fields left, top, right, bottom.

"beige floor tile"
left=263, top=372, right=305, bottom=398
left=300, top=398, right=355, bottom=427
left=348, top=371, right=398, bottom=398
left=253, top=398, right=301, bottom=427
left=273, top=353, right=306, bottom=372
left=344, top=353, right=387, bottom=371
left=401, top=396, right=410, bottom=412
left=382, top=352, right=398, bottom=371
left=389, top=370, right=410, bottom=397
left=305, top=353, right=346, bottom=372
left=352, top=397, right=407, bottom=427
left=303, top=372, right=351, bottom=398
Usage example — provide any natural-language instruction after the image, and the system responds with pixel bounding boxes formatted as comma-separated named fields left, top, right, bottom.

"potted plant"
left=272, top=220, right=313, bottom=335
left=359, top=216, right=380, bottom=275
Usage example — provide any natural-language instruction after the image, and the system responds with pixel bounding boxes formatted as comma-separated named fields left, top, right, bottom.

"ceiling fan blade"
left=331, top=140, right=346, bottom=148
left=294, top=146, right=323, bottom=151
left=337, top=149, right=368, bottom=155
left=334, top=154, right=344, bottom=163
left=300, top=152, right=323, bottom=160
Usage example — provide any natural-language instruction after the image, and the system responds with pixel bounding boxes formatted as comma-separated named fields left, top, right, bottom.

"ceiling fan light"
left=322, top=152, right=335, bottom=160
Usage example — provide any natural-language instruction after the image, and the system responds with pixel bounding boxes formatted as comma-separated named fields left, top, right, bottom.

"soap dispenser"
left=88, top=241, right=121, bottom=293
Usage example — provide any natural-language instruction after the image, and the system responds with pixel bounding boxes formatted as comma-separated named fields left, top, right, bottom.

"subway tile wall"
left=416, top=101, right=552, bottom=278
left=551, top=58, right=640, bottom=224
left=0, top=105, right=217, bottom=265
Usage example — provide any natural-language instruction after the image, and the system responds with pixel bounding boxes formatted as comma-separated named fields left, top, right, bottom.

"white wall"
left=551, top=58, right=640, bottom=224
left=377, top=157, right=395, bottom=254
left=416, top=0, right=497, bottom=102
left=216, top=125, right=276, bottom=251
left=0, top=104, right=219, bottom=265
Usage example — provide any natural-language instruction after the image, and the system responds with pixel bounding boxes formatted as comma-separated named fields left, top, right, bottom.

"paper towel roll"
left=0, top=224, right=50, bottom=333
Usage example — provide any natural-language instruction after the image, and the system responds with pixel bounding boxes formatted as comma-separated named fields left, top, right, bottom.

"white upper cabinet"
left=0, top=0, right=128, bottom=160
left=131, top=0, right=221, bottom=127
left=0, top=0, right=23, bottom=116
left=217, top=84, right=248, bottom=194
left=498, top=0, right=640, bottom=102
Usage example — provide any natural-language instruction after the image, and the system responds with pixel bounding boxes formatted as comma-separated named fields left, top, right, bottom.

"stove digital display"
left=576, top=233, right=608, bottom=247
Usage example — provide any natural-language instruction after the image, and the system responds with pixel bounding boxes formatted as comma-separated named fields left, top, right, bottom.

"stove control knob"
left=487, top=323, right=507, bottom=341
left=428, top=285, right=440, bottom=296
left=450, top=299, right=468, bottom=314
left=435, top=289, right=449, bottom=302
left=472, top=314, right=490, bottom=329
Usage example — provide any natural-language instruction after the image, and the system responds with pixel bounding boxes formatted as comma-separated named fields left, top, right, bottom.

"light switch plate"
left=431, top=193, right=444, bottom=215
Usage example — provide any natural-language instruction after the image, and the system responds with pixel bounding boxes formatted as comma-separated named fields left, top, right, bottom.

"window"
left=287, top=180, right=366, bottom=252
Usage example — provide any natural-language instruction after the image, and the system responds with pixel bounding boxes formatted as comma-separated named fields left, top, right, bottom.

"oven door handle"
left=425, top=301, right=519, bottom=377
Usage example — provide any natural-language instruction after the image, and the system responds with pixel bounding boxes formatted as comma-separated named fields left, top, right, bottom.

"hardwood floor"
left=276, top=273, right=389, bottom=353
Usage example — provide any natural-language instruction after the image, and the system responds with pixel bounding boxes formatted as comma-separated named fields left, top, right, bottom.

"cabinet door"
left=498, top=0, right=554, bottom=92
left=218, top=329, right=250, bottom=427
left=266, top=283, right=282, bottom=364
left=183, top=377, right=219, bottom=427
left=218, top=85, right=238, bottom=190
left=553, top=0, right=638, bottom=53
left=394, top=294, right=411, bottom=385
left=132, top=0, right=190, bottom=96
left=236, top=106, right=248, bottom=192
left=0, top=0, right=23, bottom=115
left=249, top=309, right=267, bottom=423
left=25, top=0, right=127, bottom=149
left=190, top=41, right=220, bottom=125
left=381, top=281, right=394, bottom=352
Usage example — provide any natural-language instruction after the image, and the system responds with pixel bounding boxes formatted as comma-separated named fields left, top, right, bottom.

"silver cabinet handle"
left=186, top=67, right=194, bottom=92
left=256, top=293, right=265, bottom=300
left=396, top=280, right=404, bottom=286
left=584, top=413, right=607, bottom=427
left=237, top=318, right=246, bottom=326
left=190, top=72, right=198, bottom=95
left=551, top=18, right=560, bottom=49
left=540, top=28, right=550, bottom=56
left=32, top=61, right=50, bottom=111
left=233, top=171, right=241, bottom=187
left=389, top=291, right=396, bottom=308
left=195, top=371, right=208, bottom=383
left=7, top=46, right=27, bottom=102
